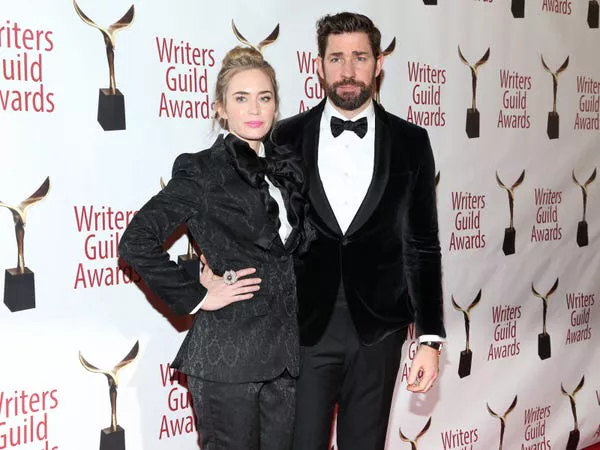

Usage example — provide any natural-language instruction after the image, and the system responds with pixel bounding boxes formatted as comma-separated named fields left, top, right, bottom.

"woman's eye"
left=260, top=95, right=272, bottom=102
left=235, top=96, right=247, bottom=103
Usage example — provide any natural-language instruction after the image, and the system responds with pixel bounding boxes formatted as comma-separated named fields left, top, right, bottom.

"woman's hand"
left=199, top=255, right=261, bottom=311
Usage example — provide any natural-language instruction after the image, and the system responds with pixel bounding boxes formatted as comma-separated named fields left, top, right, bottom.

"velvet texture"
left=118, top=134, right=312, bottom=382
left=273, top=99, right=446, bottom=346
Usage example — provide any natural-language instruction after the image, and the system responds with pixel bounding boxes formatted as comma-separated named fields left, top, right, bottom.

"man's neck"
left=328, top=98, right=372, bottom=120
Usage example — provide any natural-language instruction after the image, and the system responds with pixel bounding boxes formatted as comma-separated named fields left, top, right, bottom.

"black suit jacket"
left=119, top=134, right=311, bottom=382
left=273, top=99, right=446, bottom=346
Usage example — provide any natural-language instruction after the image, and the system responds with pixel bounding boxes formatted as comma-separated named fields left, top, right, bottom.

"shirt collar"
left=323, top=98, right=375, bottom=125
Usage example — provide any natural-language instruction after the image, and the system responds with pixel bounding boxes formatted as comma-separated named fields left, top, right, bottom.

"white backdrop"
left=1, top=1, right=599, bottom=449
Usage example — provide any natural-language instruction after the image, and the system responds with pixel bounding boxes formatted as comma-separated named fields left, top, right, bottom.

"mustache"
left=331, top=78, right=367, bottom=89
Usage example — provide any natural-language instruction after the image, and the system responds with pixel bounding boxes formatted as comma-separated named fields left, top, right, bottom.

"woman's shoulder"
left=171, top=137, right=227, bottom=178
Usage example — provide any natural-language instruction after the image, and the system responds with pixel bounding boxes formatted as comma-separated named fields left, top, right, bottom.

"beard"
left=325, top=75, right=376, bottom=111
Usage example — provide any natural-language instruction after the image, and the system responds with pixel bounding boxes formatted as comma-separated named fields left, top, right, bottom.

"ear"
left=317, top=56, right=324, bottom=80
left=215, top=101, right=227, bottom=120
left=374, top=53, right=384, bottom=78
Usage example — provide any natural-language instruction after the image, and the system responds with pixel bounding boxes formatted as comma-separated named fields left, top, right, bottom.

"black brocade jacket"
left=273, top=99, right=446, bottom=346
left=118, top=134, right=313, bottom=383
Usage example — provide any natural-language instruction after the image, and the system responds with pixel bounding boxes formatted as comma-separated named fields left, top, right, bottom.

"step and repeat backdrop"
left=1, top=0, right=599, bottom=449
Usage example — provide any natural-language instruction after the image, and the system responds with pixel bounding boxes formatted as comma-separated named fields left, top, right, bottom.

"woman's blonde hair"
left=214, top=46, right=279, bottom=130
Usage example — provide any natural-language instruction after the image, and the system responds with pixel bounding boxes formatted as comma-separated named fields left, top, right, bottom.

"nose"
left=248, top=98, right=260, bottom=115
left=340, top=59, right=356, bottom=79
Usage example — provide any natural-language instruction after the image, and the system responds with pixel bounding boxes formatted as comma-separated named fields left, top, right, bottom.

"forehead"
left=226, top=68, right=273, bottom=93
left=324, top=32, right=372, bottom=55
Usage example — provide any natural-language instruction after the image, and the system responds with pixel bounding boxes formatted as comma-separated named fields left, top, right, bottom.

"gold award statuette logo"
left=1, top=177, right=50, bottom=312
left=459, top=46, right=490, bottom=139
left=496, top=170, right=525, bottom=255
left=531, top=278, right=559, bottom=360
left=73, top=1, right=135, bottom=131
left=512, top=0, right=525, bottom=18
left=400, top=417, right=432, bottom=450
left=452, top=289, right=481, bottom=378
left=541, top=55, right=569, bottom=140
left=561, top=376, right=585, bottom=450
left=374, top=38, right=395, bottom=103
left=572, top=168, right=596, bottom=247
left=160, top=177, right=200, bottom=278
left=231, top=20, right=279, bottom=55
left=487, top=396, right=518, bottom=450
left=589, top=0, right=599, bottom=28
left=79, top=341, right=140, bottom=450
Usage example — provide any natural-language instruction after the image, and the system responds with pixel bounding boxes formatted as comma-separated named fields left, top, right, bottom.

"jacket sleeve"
left=402, top=128, right=446, bottom=338
left=118, top=153, right=207, bottom=315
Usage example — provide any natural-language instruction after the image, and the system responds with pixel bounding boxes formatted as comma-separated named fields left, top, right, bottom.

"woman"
left=118, top=46, right=312, bottom=450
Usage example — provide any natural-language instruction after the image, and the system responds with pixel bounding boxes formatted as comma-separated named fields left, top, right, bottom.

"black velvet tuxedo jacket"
left=273, top=99, right=446, bottom=346
left=119, top=135, right=311, bottom=383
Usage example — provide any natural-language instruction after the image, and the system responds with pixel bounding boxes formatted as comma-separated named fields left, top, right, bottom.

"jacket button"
left=341, top=238, right=349, bottom=246
left=280, top=255, right=289, bottom=261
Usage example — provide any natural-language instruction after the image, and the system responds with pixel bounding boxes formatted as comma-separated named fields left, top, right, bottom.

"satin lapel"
left=303, top=103, right=343, bottom=236
left=345, top=104, right=391, bottom=236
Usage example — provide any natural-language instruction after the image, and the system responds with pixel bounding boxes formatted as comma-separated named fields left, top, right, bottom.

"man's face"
left=317, top=32, right=383, bottom=115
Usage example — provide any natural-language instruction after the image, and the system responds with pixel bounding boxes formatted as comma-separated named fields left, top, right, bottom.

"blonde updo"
left=214, top=46, right=280, bottom=130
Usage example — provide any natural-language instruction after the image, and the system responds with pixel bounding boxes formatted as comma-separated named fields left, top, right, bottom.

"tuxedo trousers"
left=187, top=370, right=295, bottom=450
left=292, top=303, right=406, bottom=450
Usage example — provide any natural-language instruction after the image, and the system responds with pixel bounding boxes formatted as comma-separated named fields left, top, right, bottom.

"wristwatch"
left=420, top=341, right=443, bottom=354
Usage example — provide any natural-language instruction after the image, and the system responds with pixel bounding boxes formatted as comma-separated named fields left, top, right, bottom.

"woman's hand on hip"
left=199, top=255, right=261, bottom=311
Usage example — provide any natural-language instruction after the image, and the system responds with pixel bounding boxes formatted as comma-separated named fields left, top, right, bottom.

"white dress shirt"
left=318, top=100, right=375, bottom=234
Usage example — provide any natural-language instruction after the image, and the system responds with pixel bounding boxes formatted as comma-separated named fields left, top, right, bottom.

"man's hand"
left=198, top=254, right=261, bottom=311
left=406, top=345, right=440, bottom=393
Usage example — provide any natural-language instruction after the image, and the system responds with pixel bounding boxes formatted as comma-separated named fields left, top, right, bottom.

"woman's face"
left=217, top=68, right=277, bottom=151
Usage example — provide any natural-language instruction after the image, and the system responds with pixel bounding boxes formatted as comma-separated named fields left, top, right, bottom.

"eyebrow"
left=231, top=90, right=273, bottom=95
left=327, top=51, right=370, bottom=57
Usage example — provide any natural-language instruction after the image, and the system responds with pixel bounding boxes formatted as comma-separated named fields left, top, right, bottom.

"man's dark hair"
left=316, top=12, right=381, bottom=58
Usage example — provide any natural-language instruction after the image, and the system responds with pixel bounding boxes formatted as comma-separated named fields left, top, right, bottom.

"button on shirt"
left=318, top=100, right=375, bottom=234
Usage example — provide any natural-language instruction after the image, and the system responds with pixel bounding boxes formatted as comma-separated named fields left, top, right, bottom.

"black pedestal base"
left=588, top=1, right=599, bottom=28
left=466, top=108, right=480, bottom=138
left=423, top=0, right=437, bottom=4
left=512, top=0, right=525, bottom=18
left=547, top=112, right=559, bottom=140
left=566, top=429, right=579, bottom=450
left=178, top=254, right=201, bottom=279
left=458, top=349, right=473, bottom=378
left=4, top=268, right=35, bottom=312
left=503, top=227, right=516, bottom=255
left=100, top=425, right=125, bottom=450
left=538, top=332, right=551, bottom=360
left=98, top=88, right=126, bottom=131
left=577, top=220, right=589, bottom=247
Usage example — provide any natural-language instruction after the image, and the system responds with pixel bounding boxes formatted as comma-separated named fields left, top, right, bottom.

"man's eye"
left=330, top=57, right=341, bottom=63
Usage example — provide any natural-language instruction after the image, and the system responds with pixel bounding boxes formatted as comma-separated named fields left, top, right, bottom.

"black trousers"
left=292, top=306, right=405, bottom=450
left=187, top=371, right=295, bottom=450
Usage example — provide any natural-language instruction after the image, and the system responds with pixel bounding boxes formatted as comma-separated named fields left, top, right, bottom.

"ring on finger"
left=223, top=270, right=238, bottom=285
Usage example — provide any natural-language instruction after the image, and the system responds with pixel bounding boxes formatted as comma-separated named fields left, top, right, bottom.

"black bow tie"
left=330, top=116, right=368, bottom=138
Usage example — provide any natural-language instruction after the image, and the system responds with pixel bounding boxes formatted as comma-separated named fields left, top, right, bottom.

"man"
left=273, top=12, right=446, bottom=450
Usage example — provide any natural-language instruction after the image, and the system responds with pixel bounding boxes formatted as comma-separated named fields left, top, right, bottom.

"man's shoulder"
left=377, top=105, right=428, bottom=141
left=273, top=102, right=325, bottom=144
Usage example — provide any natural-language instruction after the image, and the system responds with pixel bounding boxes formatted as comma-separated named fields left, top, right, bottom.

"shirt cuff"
left=418, top=334, right=446, bottom=344
left=189, top=293, right=207, bottom=314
